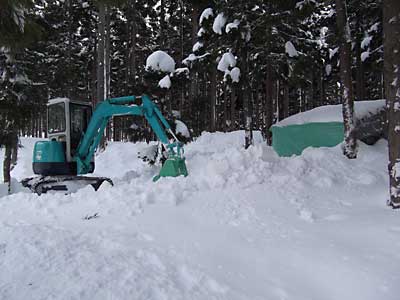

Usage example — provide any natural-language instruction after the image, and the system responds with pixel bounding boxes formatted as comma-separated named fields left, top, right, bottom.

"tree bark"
left=242, top=44, right=253, bottom=149
left=336, top=0, right=358, bottom=159
left=3, top=136, right=12, bottom=193
left=210, top=67, right=217, bottom=132
left=264, top=63, right=274, bottom=146
left=384, top=0, right=400, bottom=208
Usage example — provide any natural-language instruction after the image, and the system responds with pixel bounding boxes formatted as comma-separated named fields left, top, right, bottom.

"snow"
left=361, top=35, right=373, bottom=49
left=217, top=52, right=236, bottom=73
left=197, top=28, right=205, bottom=37
left=274, top=99, right=386, bottom=127
left=229, top=67, right=241, bottom=83
left=192, top=41, right=203, bottom=53
left=175, top=120, right=190, bottom=138
left=145, top=51, right=175, bottom=73
left=199, top=8, right=213, bottom=25
left=213, top=13, right=227, bottom=35
left=226, top=19, right=240, bottom=33
left=174, top=67, right=189, bottom=76
left=158, top=75, right=171, bottom=89
left=325, top=64, right=332, bottom=76
left=0, top=133, right=399, bottom=300
left=329, top=47, right=339, bottom=59
left=285, top=41, right=299, bottom=57
left=361, top=51, right=370, bottom=62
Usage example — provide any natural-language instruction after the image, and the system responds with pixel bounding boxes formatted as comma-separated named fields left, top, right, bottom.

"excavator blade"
left=153, top=157, right=188, bottom=182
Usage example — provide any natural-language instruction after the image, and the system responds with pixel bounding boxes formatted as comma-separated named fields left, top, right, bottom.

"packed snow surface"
left=274, top=99, right=386, bottom=127
left=145, top=50, right=175, bottom=73
left=0, top=132, right=399, bottom=300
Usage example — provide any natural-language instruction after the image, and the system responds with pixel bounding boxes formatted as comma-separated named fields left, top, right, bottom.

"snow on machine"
left=22, top=95, right=188, bottom=194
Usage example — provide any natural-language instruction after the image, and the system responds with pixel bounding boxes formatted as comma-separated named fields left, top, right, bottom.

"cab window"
left=48, top=102, right=66, bottom=133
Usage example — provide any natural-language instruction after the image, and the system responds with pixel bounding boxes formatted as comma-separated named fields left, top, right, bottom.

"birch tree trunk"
left=335, top=0, right=358, bottom=159
left=383, top=0, right=400, bottom=208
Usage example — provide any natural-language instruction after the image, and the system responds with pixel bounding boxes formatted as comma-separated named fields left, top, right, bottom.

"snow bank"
left=146, top=50, right=175, bottom=73
left=0, top=132, right=398, bottom=300
left=274, top=99, right=386, bottom=127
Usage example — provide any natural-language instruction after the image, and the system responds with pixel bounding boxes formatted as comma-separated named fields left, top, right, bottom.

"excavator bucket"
left=153, top=157, right=188, bottom=182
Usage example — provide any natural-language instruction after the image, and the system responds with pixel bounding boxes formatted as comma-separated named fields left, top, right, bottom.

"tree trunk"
left=242, top=44, right=253, bottom=149
left=384, top=0, right=400, bottom=208
left=11, top=133, right=18, bottom=167
left=97, top=2, right=107, bottom=149
left=264, top=63, right=274, bottom=146
left=336, top=0, right=358, bottom=159
left=355, top=27, right=365, bottom=101
left=210, top=67, right=217, bottom=132
left=3, top=137, right=12, bottom=193
left=97, top=2, right=106, bottom=103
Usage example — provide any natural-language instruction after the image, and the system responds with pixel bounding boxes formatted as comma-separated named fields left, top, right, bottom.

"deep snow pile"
left=0, top=132, right=399, bottom=300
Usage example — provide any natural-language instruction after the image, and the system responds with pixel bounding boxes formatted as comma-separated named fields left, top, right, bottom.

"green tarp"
left=271, top=122, right=344, bottom=157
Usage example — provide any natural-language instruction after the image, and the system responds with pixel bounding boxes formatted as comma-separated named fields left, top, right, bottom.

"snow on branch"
left=146, top=51, right=175, bottom=73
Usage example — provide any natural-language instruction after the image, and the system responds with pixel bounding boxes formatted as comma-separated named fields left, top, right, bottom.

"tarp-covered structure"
left=271, top=100, right=386, bottom=157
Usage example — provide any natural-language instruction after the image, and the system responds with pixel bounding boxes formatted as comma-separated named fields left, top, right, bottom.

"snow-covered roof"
left=273, top=100, right=386, bottom=127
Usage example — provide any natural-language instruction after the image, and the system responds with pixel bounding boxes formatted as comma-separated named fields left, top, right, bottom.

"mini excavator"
left=22, top=95, right=188, bottom=195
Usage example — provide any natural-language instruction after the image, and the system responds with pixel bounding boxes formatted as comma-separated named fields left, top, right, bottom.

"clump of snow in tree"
left=229, top=67, right=241, bottom=83
left=158, top=75, right=171, bottom=89
left=146, top=50, right=175, bottom=73
left=199, top=8, right=213, bottom=25
left=197, top=28, right=205, bottom=37
left=325, top=64, right=332, bottom=76
left=369, top=22, right=379, bottom=32
left=295, top=0, right=316, bottom=10
left=175, top=67, right=189, bottom=76
left=361, top=51, right=370, bottom=62
left=217, top=52, right=236, bottom=72
left=225, top=19, right=240, bottom=33
left=82, top=2, right=89, bottom=8
left=213, top=13, right=227, bottom=35
left=329, top=47, right=339, bottom=59
left=175, top=120, right=190, bottom=138
left=192, top=42, right=203, bottom=53
left=274, top=100, right=386, bottom=127
left=182, top=53, right=210, bottom=65
left=12, top=6, right=26, bottom=32
left=285, top=41, right=299, bottom=57
left=361, top=35, right=373, bottom=49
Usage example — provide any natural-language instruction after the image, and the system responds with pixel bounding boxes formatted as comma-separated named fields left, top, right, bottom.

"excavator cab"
left=33, top=98, right=94, bottom=176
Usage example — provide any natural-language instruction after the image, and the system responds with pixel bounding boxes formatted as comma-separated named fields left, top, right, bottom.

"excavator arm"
left=75, top=94, right=186, bottom=179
